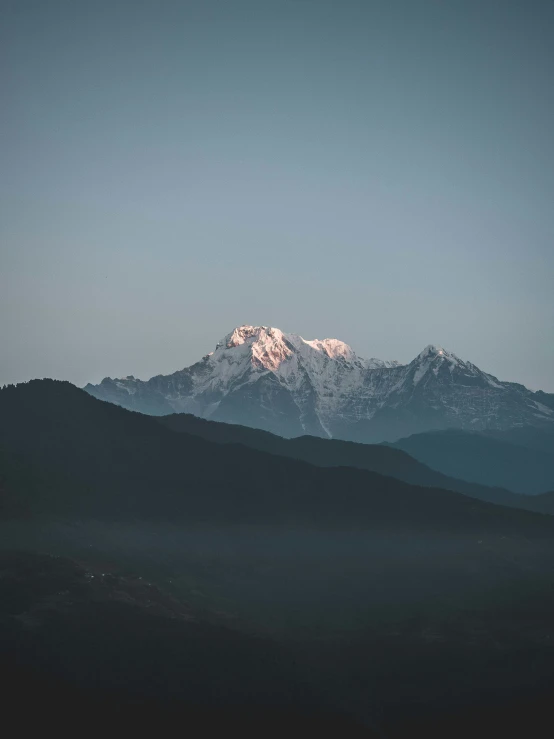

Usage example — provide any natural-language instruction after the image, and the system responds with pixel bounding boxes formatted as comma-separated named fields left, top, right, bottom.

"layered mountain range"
left=85, top=325, right=554, bottom=442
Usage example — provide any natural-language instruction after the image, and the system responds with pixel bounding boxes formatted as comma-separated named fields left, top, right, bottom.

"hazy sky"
left=2, top=0, right=553, bottom=390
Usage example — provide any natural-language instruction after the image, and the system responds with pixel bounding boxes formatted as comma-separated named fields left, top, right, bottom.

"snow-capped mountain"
left=84, top=325, right=554, bottom=442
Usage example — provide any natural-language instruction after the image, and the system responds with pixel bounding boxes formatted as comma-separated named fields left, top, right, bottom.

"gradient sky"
left=1, top=0, right=553, bottom=390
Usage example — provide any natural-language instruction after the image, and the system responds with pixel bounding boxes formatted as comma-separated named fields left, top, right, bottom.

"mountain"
left=84, top=325, right=554, bottom=442
left=158, top=412, right=534, bottom=510
left=391, top=429, right=554, bottom=495
left=2, top=379, right=554, bottom=530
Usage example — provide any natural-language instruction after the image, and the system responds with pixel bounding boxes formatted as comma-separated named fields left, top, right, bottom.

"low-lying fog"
left=2, top=519, right=552, bottom=636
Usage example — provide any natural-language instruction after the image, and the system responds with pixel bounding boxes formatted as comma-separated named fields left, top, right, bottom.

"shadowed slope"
left=159, top=412, right=534, bottom=509
left=391, top=429, right=554, bottom=495
left=1, top=380, right=554, bottom=533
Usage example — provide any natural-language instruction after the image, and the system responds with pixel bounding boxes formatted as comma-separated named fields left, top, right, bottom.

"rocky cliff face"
left=84, top=325, right=554, bottom=442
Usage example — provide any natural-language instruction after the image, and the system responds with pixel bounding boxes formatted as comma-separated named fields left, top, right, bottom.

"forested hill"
left=1, top=380, right=553, bottom=537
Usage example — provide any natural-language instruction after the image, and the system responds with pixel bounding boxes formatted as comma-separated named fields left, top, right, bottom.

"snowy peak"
left=84, top=325, right=554, bottom=441
left=214, top=326, right=292, bottom=373
left=211, top=325, right=394, bottom=375
left=304, top=337, right=357, bottom=361
left=220, top=326, right=356, bottom=360
left=416, top=344, right=446, bottom=360
left=414, top=344, right=461, bottom=363
left=221, top=325, right=284, bottom=350
left=410, top=344, right=493, bottom=388
left=195, top=326, right=406, bottom=418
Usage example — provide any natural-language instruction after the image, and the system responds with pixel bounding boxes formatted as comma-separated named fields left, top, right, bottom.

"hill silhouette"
left=158, top=412, right=535, bottom=509
left=390, top=428, right=554, bottom=494
left=483, top=425, right=554, bottom=454
left=1, top=379, right=554, bottom=533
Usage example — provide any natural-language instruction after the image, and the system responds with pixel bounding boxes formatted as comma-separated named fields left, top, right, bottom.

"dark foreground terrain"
left=2, top=523, right=554, bottom=738
left=0, top=550, right=372, bottom=736
left=2, top=381, right=554, bottom=736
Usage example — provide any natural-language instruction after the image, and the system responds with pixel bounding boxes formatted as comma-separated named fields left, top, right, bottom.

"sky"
left=1, top=0, right=553, bottom=391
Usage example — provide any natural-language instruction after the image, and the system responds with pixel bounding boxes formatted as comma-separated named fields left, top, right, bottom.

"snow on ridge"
left=85, top=323, right=554, bottom=437
left=304, top=337, right=357, bottom=360
left=415, top=344, right=449, bottom=361
left=194, top=325, right=404, bottom=413
left=215, top=325, right=395, bottom=368
left=411, top=344, right=475, bottom=385
left=192, top=328, right=416, bottom=419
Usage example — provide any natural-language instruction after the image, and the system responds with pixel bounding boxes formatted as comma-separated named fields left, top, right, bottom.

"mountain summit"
left=84, top=325, right=554, bottom=441
left=215, top=325, right=399, bottom=370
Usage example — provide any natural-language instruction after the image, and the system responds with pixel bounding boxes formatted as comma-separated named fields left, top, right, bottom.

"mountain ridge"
left=4, top=378, right=554, bottom=530
left=390, top=428, right=554, bottom=495
left=84, top=325, right=554, bottom=442
left=158, top=411, right=543, bottom=510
